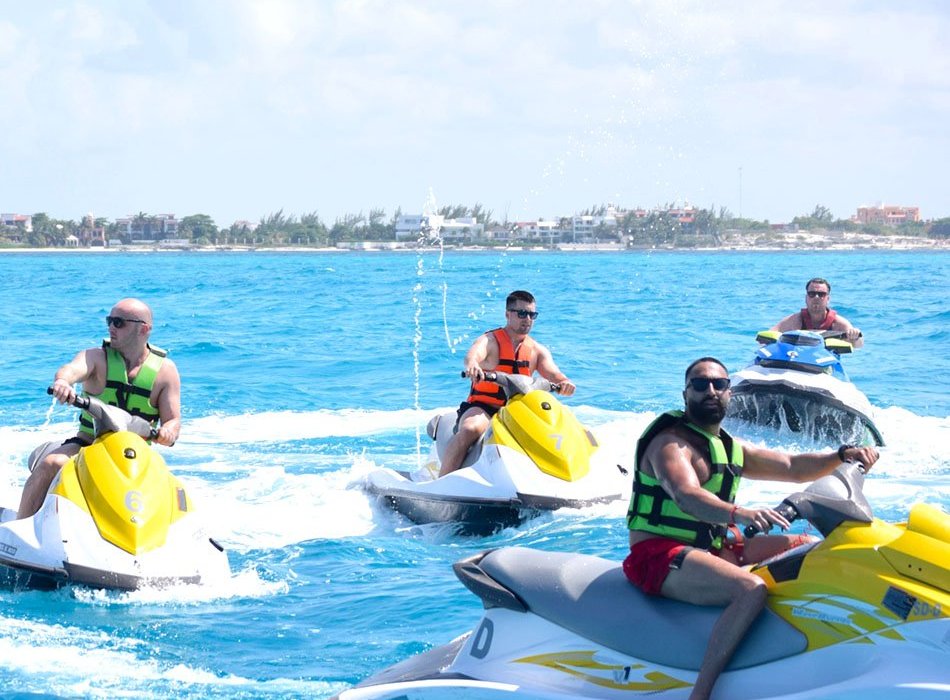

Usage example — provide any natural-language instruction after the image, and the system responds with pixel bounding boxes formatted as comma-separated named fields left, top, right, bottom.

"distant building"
left=667, top=205, right=696, bottom=224
left=853, top=205, right=920, bottom=226
left=114, top=213, right=180, bottom=242
left=1, top=213, right=33, bottom=232
left=439, top=216, right=484, bottom=242
left=78, top=213, right=106, bottom=246
left=572, top=213, right=619, bottom=242
left=512, top=219, right=564, bottom=244
left=394, top=214, right=431, bottom=241
left=395, top=214, right=484, bottom=242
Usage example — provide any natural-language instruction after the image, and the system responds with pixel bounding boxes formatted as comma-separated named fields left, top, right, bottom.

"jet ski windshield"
left=778, top=331, right=823, bottom=347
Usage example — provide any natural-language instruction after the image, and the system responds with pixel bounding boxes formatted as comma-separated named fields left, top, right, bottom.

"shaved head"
left=112, top=298, right=153, bottom=325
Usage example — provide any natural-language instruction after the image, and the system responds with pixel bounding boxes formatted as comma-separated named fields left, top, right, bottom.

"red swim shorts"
left=623, top=538, right=688, bottom=596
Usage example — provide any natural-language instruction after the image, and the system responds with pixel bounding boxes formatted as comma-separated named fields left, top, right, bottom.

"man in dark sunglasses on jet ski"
left=770, top=277, right=864, bottom=348
left=624, top=357, right=879, bottom=700
left=438, top=290, right=575, bottom=477
left=17, top=298, right=181, bottom=519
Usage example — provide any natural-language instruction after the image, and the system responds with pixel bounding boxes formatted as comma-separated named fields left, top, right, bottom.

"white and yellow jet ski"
left=343, top=463, right=949, bottom=698
left=362, top=372, right=628, bottom=535
left=0, top=392, right=230, bottom=591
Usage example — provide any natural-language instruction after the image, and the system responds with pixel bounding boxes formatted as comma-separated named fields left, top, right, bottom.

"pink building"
left=853, top=205, right=920, bottom=226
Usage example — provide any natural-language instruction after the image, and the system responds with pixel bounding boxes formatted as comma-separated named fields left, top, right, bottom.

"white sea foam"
left=0, top=614, right=340, bottom=697
left=182, top=407, right=444, bottom=444
left=69, top=566, right=288, bottom=606
left=204, top=458, right=382, bottom=549
left=2, top=404, right=946, bottom=555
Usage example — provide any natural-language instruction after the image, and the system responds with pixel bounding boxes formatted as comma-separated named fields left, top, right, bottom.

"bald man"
left=17, top=298, right=181, bottom=518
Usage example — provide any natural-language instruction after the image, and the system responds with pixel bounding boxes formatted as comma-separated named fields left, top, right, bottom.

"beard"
left=687, top=395, right=728, bottom=424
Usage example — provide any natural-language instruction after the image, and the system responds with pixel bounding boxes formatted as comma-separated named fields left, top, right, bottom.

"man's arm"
left=462, top=333, right=493, bottom=383
left=649, top=435, right=737, bottom=524
left=650, top=434, right=798, bottom=533
left=832, top=314, right=864, bottom=348
left=770, top=313, right=799, bottom=333
left=742, top=443, right=879, bottom=483
left=534, top=343, right=575, bottom=396
left=153, top=358, right=181, bottom=447
left=49, top=348, right=103, bottom=404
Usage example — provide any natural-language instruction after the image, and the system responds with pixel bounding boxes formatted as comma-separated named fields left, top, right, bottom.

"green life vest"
left=626, top=410, right=744, bottom=550
left=78, top=340, right=167, bottom=439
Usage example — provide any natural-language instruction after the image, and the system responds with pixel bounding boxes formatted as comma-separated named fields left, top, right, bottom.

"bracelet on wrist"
left=837, top=444, right=854, bottom=462
left=728, top=505, right=738, bottom=526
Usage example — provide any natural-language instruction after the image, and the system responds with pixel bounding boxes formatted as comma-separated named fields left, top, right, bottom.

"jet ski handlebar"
left=743, top=501, right=800, bottom=539
left=47, top=386, right=91, bottom=410
left=743, top=461, right=872, bottom=539
left=461, top=370, right=562, bottom=393
left=47, top=387, right=158, bottom=441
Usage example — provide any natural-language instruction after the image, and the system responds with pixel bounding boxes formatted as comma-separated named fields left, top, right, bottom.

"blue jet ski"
left=727, top=330, right=884, bottom=446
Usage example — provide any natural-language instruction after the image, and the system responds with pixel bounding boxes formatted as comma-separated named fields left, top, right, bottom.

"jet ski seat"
left=458, top=546, right=807, bottom=671
left=427, top=411, right=487, bottom=472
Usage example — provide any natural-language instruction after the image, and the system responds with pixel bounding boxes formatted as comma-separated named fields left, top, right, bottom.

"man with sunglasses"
left=771, top=277, right=864, bottom=348
left=438, top=290, right=575, bottom=477
left=17, top=298, right=181, bottom=519
left=624, top=357, right=878, bottom=700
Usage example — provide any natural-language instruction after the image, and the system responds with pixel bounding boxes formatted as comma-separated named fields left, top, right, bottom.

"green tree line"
left=2, top=204, right=947, bottom=248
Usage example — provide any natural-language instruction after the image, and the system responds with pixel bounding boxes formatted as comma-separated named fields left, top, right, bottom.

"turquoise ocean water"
left=0, top=249, right=947, bottom=698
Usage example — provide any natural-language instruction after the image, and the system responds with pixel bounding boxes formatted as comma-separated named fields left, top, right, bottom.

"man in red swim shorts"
left=623, top=357, right=879, bottom=700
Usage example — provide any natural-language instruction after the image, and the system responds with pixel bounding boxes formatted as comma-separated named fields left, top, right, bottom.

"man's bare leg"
left=661, top=549, right=769, bottom=700
left=18, top=443, right=80, bottom=519
left=438, top=408, right=490, bottom=477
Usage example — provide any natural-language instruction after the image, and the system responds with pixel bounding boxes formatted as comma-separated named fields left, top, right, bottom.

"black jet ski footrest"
left=0, top=555, right=67, bottom=579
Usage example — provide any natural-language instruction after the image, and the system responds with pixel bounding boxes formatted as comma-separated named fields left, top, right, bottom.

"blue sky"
left=1, top=1, right=947, bottom=227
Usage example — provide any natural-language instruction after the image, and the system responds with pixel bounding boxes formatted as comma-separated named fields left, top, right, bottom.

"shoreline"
left=1, top=244, right=947, bottom=254
left=1, top=232, right=947, bottom=255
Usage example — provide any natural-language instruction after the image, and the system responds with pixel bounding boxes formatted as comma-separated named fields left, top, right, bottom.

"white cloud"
left=0, top=0, right=947, bottom=224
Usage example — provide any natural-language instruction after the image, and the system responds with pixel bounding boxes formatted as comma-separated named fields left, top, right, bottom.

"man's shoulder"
left=831, top=313, right=853, bottom=328
left=774, top=312, right=801, bottom=330
left=84, top=345, right=108, bottom=361
left=157, top=355, right=180, bottom=374
left=526, top=334, right=546, bottom=351
left=648, top=423, right=693, bottom=450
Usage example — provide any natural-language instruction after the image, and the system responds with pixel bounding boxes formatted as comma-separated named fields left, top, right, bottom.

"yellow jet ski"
left=0, top=392, right=230, bottom=590
left=345, top=463, right=949, bottom=698
left=363, top=372, right=628, bottom=535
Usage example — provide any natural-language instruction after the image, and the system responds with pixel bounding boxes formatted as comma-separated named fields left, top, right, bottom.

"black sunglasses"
left=106, top=316, right=146, bottom=329
left=687, top=377, right=731, bottom=392
left=508, top=309, right=539, bottom=319
left=807, top=290, right=828, bottom=298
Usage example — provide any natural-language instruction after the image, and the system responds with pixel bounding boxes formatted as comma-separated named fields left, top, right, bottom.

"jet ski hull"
left=342, top=611, right=950, bottom=699
left=341, top=547, right=950, bottom=699
left=0, top=497, right=228, bottom=592
left=367, top=484, right=617, bottom=536
left=344, top=467, right=950, bottom=698
left=364, top=450, right=622, bottom=536
left=729, top=366, right=884, bottom=446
